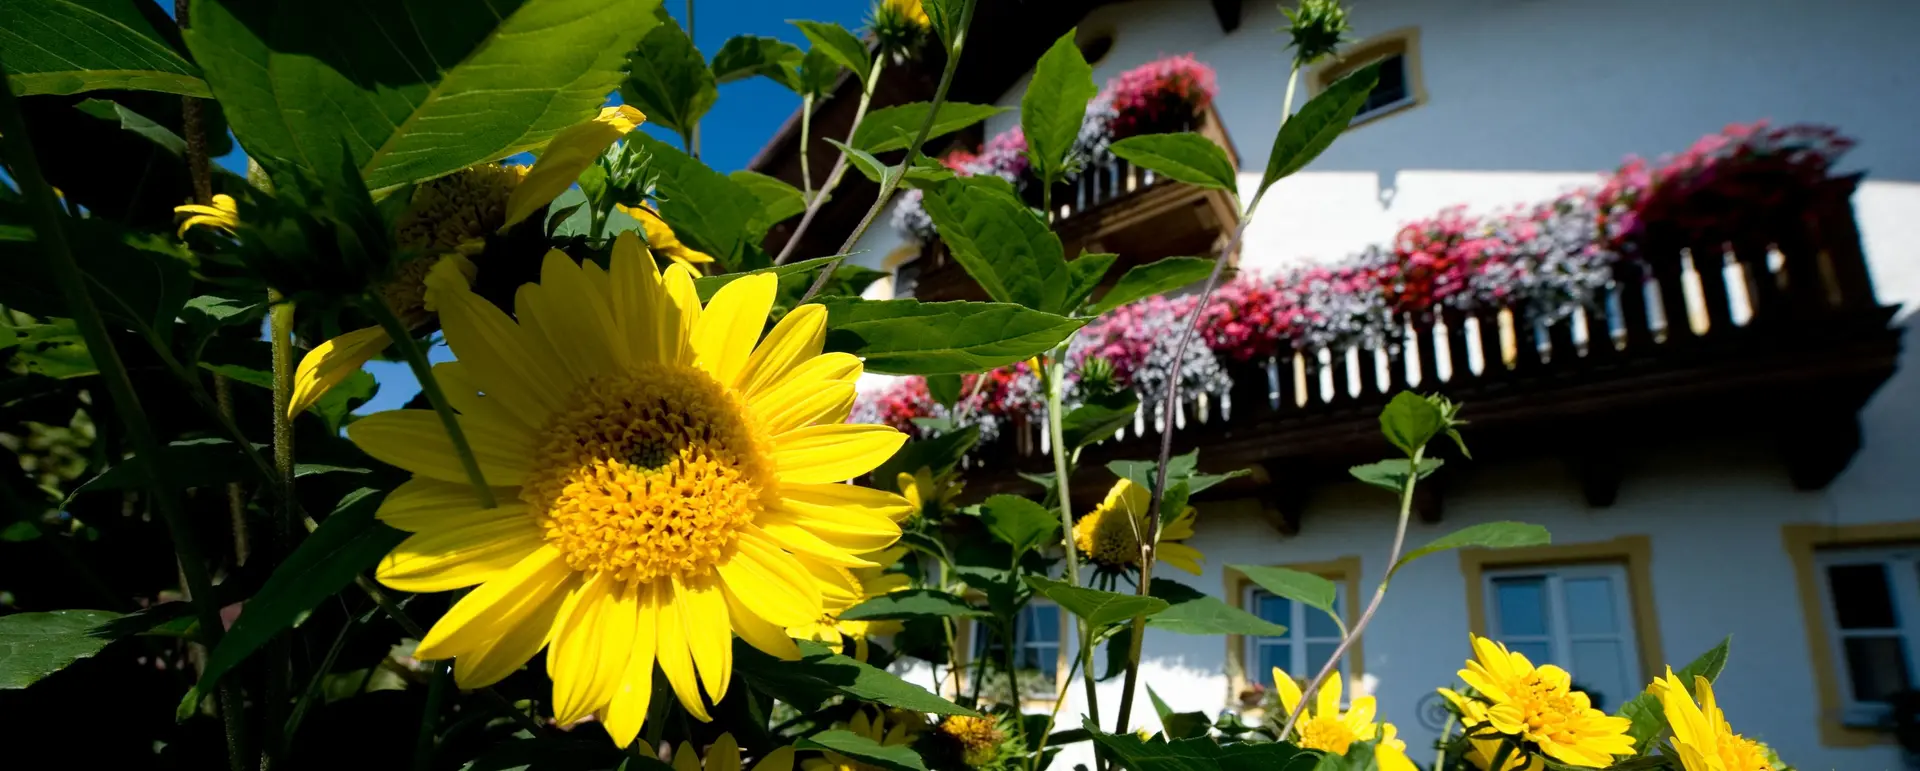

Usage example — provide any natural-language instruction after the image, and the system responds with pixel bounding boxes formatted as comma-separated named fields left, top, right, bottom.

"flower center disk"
left=523, top=365, right=773, bottom=584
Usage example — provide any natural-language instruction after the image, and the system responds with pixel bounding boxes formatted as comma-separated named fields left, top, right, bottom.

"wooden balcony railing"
left=960, top=175, right=1902, bottom=520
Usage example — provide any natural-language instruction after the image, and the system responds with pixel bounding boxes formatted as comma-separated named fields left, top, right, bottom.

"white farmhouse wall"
left=880, top=2, right=1920, bottom=768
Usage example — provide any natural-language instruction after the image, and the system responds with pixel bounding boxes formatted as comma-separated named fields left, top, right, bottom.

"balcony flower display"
left=1598, top=120, right=1854, bottom=249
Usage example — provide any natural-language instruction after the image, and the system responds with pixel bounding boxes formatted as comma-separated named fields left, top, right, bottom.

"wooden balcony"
left=957, top=176, right=1903, bottom=526
left=912, top=107, right=1242, bottom=303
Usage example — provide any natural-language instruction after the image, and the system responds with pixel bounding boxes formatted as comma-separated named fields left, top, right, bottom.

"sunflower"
left=1652, top=668, right=1774, bottom=771
left=285, top=105, right=645, bottom=418
left=897, top=466, right=960, bottom=521
left=801, top=708, right=924, bottom=771
left=1271, top=668, right=1416, bottom=771
left=790, top=546, right=913, bottom=660
left=868, top=0, right=931, bottom=57
left=672, top=734, right=796, bottom=771
left=619, top=202, right=717, bottom=271
left=1443, top=635, right=1635, bottom=768
left=1072, top=478, right=1204, bottom=575
left=937, top=715, right=1005, bottom=768
left=346, top=232, right=914, bottom=747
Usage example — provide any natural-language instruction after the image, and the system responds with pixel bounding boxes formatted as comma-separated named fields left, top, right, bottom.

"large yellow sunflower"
left=790, top=546, right=913, bottom=660
left=802, top=708, right=925, bottom=771
left=673, top=733, right=796, bottom=771
left=1073, top=478, right=1204, bottom=575
left=1271, top=667, right=1415, bottom=771
left=346, top=231, right=913, bottom=747
left=1651, top=668, right=1773, bottom=771
left=1445, top=635, right=1635, bottom=768
left=285, top=105, right=645, bottom=418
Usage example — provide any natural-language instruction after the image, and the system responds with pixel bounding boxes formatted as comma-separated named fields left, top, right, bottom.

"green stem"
left=799, top=93, right=816, bottom=198
left=0, top=60, right=252, bottom=771
left=1028, top=642, right=1086, bottom=771
left=285, top=610, right=358, bottom=747
left=362, top=300, right=497, bottom=510
left=775, top=55, right=888, bottom=265
left=413, top=662, right=451, bottom=771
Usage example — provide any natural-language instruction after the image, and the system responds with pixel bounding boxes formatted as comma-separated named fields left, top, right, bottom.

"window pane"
left=1564, top=577, right=1620, bottom=636
left=1026, top=605, right=1061, bottom=644
left=1255, top=593, right=1294, bottom=629
left=1507, top=640, right=1553, bottom=667
left=1829, top=564, right=1898, bottom=629
left=1493, top=577, right=1549, bottom=636
left=1029, top=645, right=1059, bottom=680
left=1359, top=54, right=1408, bottom=114
left=1306, top=642, right=1342, bottom=676
left=1844, top=635, right=1912, bottom=703
left=1255, top=643, right=1292, bottom=678
left=1569, top=640, right=1630, bottom=713
left=1305, top=604, right=1342, bottom=638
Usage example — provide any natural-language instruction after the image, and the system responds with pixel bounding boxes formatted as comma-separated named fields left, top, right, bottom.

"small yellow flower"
left=619, top=202, right=717, bottom=271
left=802, top=709, right=924, bottom=771
left=884, top=0, right=929, bottom=27
left=1073, top=478, right=1204, bottom=575
left=672, top=733, right=796, bottom=771
left=938, top=715, right=1004, bottom=767
left=174, top=194, right=240, bottom=238
left=1652, top=668, right=1773, bottom=771
left=1446, top=635, right=1635, bottom=768
left=1271, top=667, right=1415, bottom=771
left=897, top=466, right=960, bottom=521
left=790, top=546, right=912, bottom=660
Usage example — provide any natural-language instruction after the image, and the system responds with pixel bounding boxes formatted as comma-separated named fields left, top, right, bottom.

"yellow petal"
left=431, top=274, right=570, bottom=421
left=604, top=583, right=661, bottom=748
left=504, top=105, right=644, bottom=228
left=722, top=583, right=802, bottom=660
left=752, top=746, right=797, bottom=771
left=716, top=531, right=823, bottom=627
left=610, top=230, right=669, bottom=365
left=376, top=477, right=516, bottom=533
left=709, top=735, right=742, bottom=771
left=1273, top=667, right=1303, bottom=718
left=679, top=577, right=733, bottom=704
left=772, top=424, right=908, bottom=484
left=376, top=507, right=542, bottom=592
left=1318, top=671, right=1344, bottom=718
left=663, top=263, right=702, bottom=366
left=625, top=202, right=717, bottom=268
left=347, top=410, right=530, bottom=487
left=673, top=742, right=702, bottom=771
left=1157, top=543, right=1205, bottom=576
left=550, top=575, right=637, bottom=724
left=453, top=583, right=567, bottom=689
left=738, top=304, right=827, bottom=395
left=523, top=250, right=621, bottom=380
left=692, top=273, right=777, bottom=386
left=289, top=326, right=391, bottom=419
left=748, top=522, right=874, bottom=568
left=758, top=381, right=857, bottom=436
left=657, top=579, right=713, bottom=722
left=416, top=546, right=573, bottom=659
left=749, top=353, right=864, bottom=417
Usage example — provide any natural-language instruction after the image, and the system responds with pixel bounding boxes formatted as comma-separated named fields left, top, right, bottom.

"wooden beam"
left=1255, top=464, right=1310, bottom=536
left=1413, top=475, right=1444, bottom=524
left=1569, top=422, right=1627, bottom=508
left=1782, top=411, right=1864, bottom=490
left=1210, top=0, right=1243, bottom=33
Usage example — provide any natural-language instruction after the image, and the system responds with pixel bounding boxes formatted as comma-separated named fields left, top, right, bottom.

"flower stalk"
left=775, top=55, right=889, bottom=265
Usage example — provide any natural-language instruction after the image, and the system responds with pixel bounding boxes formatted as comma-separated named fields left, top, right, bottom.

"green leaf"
left=3, top=321, right=96, bottom=379
left=0, top=521, right=40, bottom=542
left=730, top=170, right=807, bottom=239
left=310, top=369, right=377, bottom=434
left=1087, top=257, right=1216, bottom=316
left=796, top=46, right=843, bottom=98
left=631, top=133, right=763, bottom=265
left=980, top=495, right=1059, bottom=556
left=1062, top=391, right=1140, bottom=451
left=1086, top=723, right=1314, bottom=771
left=1025, top=576, right=1168, bottom=629
left=1230, top=565, right=1337, bottom=620
left=74, top=98, right=184, bottom=155
left=1379, top=392, right=1444, bottom=458
left=826, top=137, right=899, bottom=188
left=1617, top=637, right=1731, bottom=755
left=1146, top=685, right=1213, bottom=740
left=1257, top=62, right=1381, bottom=201
left=1394, top=522, right=1551, bottom=574
left=622, top=21, right=717, bottom=136
left=182, top=488, right=406, bottom=720
left=874, top=426, right=980, bottom=488
left=72, top=437, right=256, bottom=497
left=1146, top=579, right=1286, bottom=637
left=925, top=374, right=963, bottom=409
left=1021, top=30, right=1097, bottom=184
left=851, top=102, right=1007, bottom=154
left=0, top=212, right=194, bottom=337
left=1109, top=133, right=1239, bottom=193
left=1107, top=451, right=1200, bottom=496
left=711, top=34, right=803, bottom=91
left=1347, top=458, right=1444, bottom=493
left=819, top=297, right=1087, bottom=375
left=799, top=730, right=928, bottom=771
left=693, top=254, right=842, bottom=301
left=735, top=639, right=978, bottom=715
left=918, top=179, right=1070, bottom=312
left=792, top=21, right=872, bottom=88
left=0, top=0, right=207, bottom=97
left=839, top=590, right=984, bottom=621
left=185, top=0, right=660, bottom=191
left=1065, top=252, right=1119, bottom=312
left=0, top=610, right=121, bottom=689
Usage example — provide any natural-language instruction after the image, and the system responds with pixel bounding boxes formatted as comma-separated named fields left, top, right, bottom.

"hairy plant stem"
left=362, top=301, right=497, bottom=509
left=799, top=94, right=816, bottom=198
left=793, top=0, right=976, bottom=293
left=0, top=61, right=252, bottom=771
left=1278, top=446, right=1426, bottom=740
left=775, top=55, right=888, bottom=265
left=263, top=290, right=298, bottom=770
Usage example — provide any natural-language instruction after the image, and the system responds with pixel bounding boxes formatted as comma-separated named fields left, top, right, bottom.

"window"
left=1483, top=565, right=1641, bottom=712
left=1223, top=557, right=1364, bottom=704
left=1785, top=522, right=1920, bottom=747
left=972, top=601, right=1064, bottom=699
left=1309, top=27, right=1425, bottom=126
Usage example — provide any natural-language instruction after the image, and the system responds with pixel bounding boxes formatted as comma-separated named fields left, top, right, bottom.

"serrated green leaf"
left=1062, top=391, right=1139, bottom=451
left=1087, top=257, right=1216, bottom=316
left=1146, top=579, right=1286, bottom=636
left=1087, top=723, right=1314, bottom=771
left=793, top=21, right=872, bottom=88
left=1230, top=565, right=1337, bottom=620
left=1616, top=637, right=1730, bottom=756
left=826, top=137, right=899, bottom=188
left=1379, top=391, right=1444, bottom=458
left=711, top=34, right=804, bottom=91
left=736, top=640, right=977, bottom=715
left=1025, top=576, right=1168, bottom=629
left=840, top=590, right=984, bottom=621
left=874, top=427, right=979, bottom=489
left=631, top=132, right=762, bottom=266
left=918, top=179, right=1070, bottom=312
left=796, top=46, right=843, bottom=98
left=925, top=373, right=963, bottom=409
left=1022, top=30, right=1097, bottom=184
left=0, top=610, right=121, bottom=689
left=622, top=21, right=717, bottom=136
left=0, top=0, right=206, bottom=97
left=730, top=170, right=807, bottom=239
left=851, top=102, right=1007, bottom=154
left=1348, top=458, right=1444, bottom=493
left=72, top=437, right=256, bottom=497
left=819, top=297, right=1086, bottom=375
left=181, top=488, right=406, bottom=720
left=800, top=730, right=929, bottom=771
left=1110, top=133, right=1239, bottom=193
left=185, top=0, right=660, bottom=191
left=981, top=495, right=1059, bottom=555
left=1065, top=252, right=1119, bottom=311
left=1257, top=62, right=1380, bottom=201
left=1394, top=522, right=1551, bottom=574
